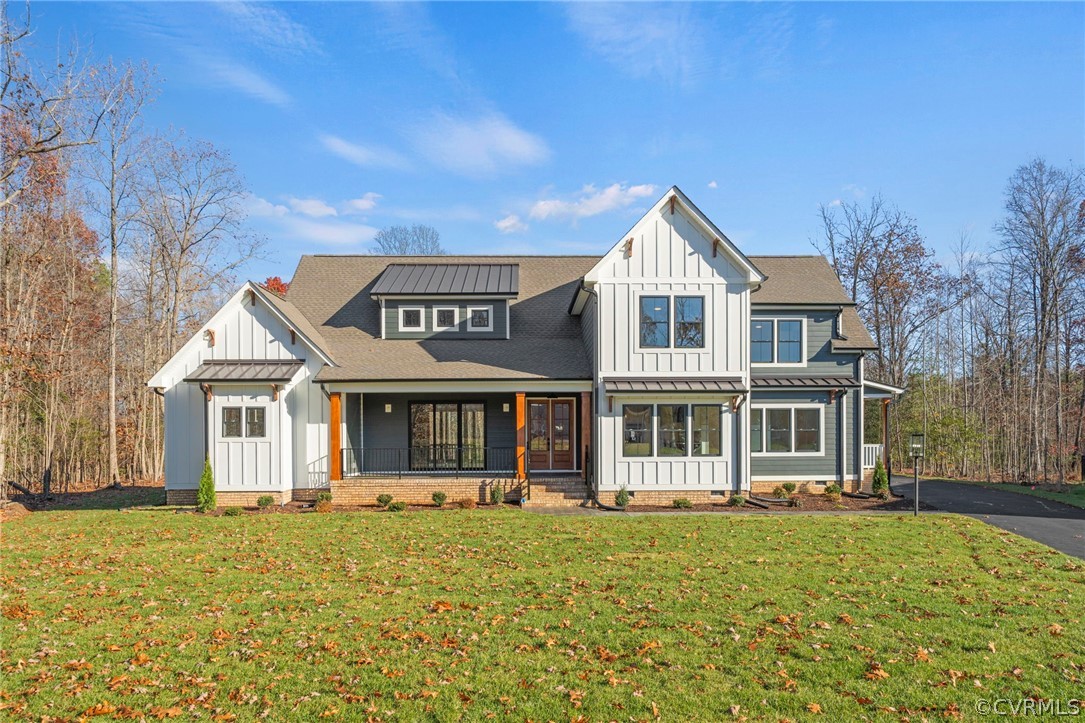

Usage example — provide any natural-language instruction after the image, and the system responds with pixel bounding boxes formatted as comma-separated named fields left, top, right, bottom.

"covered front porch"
left=325, top=382, right=593, bottom=486
left=862, top=379, right=906, bottom=478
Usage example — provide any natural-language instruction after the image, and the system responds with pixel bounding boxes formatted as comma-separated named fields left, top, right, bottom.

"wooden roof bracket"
left=624, top=237, right=634, bottom=257
left=669, top=195, right=676, bottom=215
left=199, top=383, right=213, bottom=401
left=271, top=384, right=280, bottom=402
left=290, top=329, right=296, bottom=345
left=203, top=329, right=216, bottom=347
left=247, top=288, right=257, bottom=306
left=730, top=393, right=747, bottom=414
left=712, top=237, right=721, bottom=257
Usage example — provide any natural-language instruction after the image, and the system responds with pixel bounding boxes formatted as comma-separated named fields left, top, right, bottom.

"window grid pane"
left=692, top=405, right=721, bottom=456
left=245, top=407, right=265, bottom=438
left=674, top=296, right=704, bottom=348
left=222, top=407, right=242, bottom=438
left=402, top=309, right=422, bottom=329
left=639, top=296, right=669, bottom=348
left=795, top=409, right=820, bottom=452
left=751, top=320, right=774, bottom=363
left=750, top=409, right=763, bottom=453
left=469, top=309, right=489, bottom=328
left=623, top=405, right=652, bottom=457
left=777, top=320, right=802, bottom=363
left=767, top=409, right=792, bottom=453
left=657, top=405, right=687, bottom=456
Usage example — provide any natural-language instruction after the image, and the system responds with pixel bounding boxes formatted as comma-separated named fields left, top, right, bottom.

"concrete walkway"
left=891, top=475, right=1085, bottom=559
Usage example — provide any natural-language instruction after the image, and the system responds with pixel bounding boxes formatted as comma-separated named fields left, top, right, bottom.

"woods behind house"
left=1, top=9, right=1082, bottom=492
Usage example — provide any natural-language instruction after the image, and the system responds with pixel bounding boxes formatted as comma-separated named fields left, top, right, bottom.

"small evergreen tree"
left=196, top=457, right=216, bottom=512
left=872, top=458, right=889, bottom=496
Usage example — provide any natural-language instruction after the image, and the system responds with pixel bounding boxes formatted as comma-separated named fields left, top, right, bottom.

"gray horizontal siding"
left=751, top=310, right=858, bottom=378
left=750, top=389, right=838, bottom=479
left=360, top=393, right=516, bottom=450
left=385, top=300, right=507, bottom=339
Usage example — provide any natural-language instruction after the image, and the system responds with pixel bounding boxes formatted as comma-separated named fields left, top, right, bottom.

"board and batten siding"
left=159, top=290, right=325, bottom=493
left=384, top=300, right=508, bottom=339
left=211, top=385, right=282, bottom=490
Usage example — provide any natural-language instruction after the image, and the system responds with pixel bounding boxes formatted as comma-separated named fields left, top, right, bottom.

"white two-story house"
left=149, top=186, right=900, bottom=507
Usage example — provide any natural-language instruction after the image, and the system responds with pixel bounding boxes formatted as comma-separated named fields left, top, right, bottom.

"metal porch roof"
left=185, top=360, right=304, bottom=383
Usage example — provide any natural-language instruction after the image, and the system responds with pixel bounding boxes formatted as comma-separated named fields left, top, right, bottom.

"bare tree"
left=372, top=224, right=445, bottom=255
left=83, top=59, right=156, bottom=488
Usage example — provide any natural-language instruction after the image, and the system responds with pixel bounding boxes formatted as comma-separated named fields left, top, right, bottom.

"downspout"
left=199, top=383, right=212, bottom=461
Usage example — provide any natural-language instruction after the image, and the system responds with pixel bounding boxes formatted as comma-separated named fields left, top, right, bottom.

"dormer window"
left=399, top=306, right=424, bottom=332
left=467, top=306, right=493, bottom=332
left=434, top=307, right=459, bottom=331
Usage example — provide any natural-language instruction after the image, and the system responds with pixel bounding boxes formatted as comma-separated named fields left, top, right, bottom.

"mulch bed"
left=194, top=501, right=512, bottom=516
left=626, top=492, right=934, bottom=513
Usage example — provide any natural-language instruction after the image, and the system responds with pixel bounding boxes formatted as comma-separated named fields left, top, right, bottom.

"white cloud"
left=530, top=183, right=657, bottom=222
left=494, top=214, right=528, bottom=234
left=244, top=194, right=289, bottom=218
left=410, top=113, right=549, bottom=178
left=319, top=134, right=410, bottom=171
left=202, top=61, right=291, bottom=107
left=278, top=216, right=379, bottom=246
left=287, top=197, right=338, bottom=218
left=214, top=1, right=321, bottom=56
left=708, top=180, right=718, bottom=189
left=343, top=192, right=382, bottom=214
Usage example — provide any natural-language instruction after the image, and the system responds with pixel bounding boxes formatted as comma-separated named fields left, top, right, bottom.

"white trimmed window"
left=621, top=403, right=724, bottom=458
left=433, top=307, right=459, bottom=331
left=399, top=306, right=424, bottom=332
left=751, top=318, right=805, bottom=365
left=467, top=306, right=493, bottom=332
left=750, top=406, right=822, bottom=455
left=222, top=406, right=265, bottom=439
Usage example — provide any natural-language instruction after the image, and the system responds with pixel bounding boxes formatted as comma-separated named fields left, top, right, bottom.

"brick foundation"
left=620, top=489, right=733, bottom=506
left=331, top=476, right=525, bottom=506
left=165, top=489, right=294, bottom=506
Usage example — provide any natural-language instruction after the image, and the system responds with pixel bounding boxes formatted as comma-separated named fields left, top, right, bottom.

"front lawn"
left=2, top=509, right=1081, bottom=720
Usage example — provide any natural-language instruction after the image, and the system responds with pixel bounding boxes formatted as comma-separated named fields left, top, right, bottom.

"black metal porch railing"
left=342, top=446, right=518, bottom=477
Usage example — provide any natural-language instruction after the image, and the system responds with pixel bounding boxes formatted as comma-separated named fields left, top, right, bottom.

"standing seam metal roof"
left=184, top=360, right=304, bottom=383
left=370, top=263, right=519, bottom=296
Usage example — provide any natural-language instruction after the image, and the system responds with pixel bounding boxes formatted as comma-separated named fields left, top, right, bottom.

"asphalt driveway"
left=891, top=475, right=1085, bottom=559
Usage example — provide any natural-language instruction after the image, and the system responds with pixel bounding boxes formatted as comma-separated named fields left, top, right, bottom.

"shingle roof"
left=253, top=285, right=333, bottom=361
left=286, top=256, right=598, bottom=381
left=749, top=256, right=854, bottom=306
left=832, top=307, right=878, bottom=351
left=370, top=263, right=519, bottom=296
left=185, top=360, right=304, bottom=383
left=604, top=377, right=746, bottom=394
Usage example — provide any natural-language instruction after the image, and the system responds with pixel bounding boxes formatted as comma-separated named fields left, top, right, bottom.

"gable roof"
left=252, top=284, right=333, bottom=362
left=748, top=255, right=854, bottom=306
left=286, top=255, right=598, bottom=381
left=371, top=263, right=519, bottom=296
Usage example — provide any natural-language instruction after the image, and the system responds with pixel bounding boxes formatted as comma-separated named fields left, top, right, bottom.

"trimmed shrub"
left=728, top=495, right=747, bottom=508
left=432, top=491, right=448, bottom=508
left=388, top=501, right=407, bottom=513
left=489, top=486, right=504, bottom=505
left=782, top=482, right=797, bottom=494
left=788, top=494, right=803, bottom=508
left=824, top=482, right=842, bottom=502
left=316, top=491, right=333, bottom=503
left=223, top=506, right=242, bottom=517
left=772, top=485, right=789, bottom=499
left=614, top=486, right=630, bottom=508
left=314, top=499, right=332, bottom=513
left=459, top=498, right=477, bottom=510
left=196, top=457, right=216, bottom=513
left=872, top=459, right=889, bottom=496
left=672, top=498, right=693, bottom=509
left=376, top=493, right=393, bottom=508
left=256, top=495, right=274, bottom=509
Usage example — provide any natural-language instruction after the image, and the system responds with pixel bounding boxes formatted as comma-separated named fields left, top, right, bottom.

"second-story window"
left=777, top=320, right=803, bottom=363
left=640, top=296, right=669, bottom=348
left=751, top=318, right=804, bottom=364
left=674, top=296, right=704, bottom=348
left=751, top=320, right=774, bottom=362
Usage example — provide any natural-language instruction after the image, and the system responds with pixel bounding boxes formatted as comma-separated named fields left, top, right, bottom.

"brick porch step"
left=524, top=477, right=591, bottom=507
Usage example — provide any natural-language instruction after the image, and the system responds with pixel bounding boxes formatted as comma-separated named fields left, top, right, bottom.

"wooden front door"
left=527, top=399, right=575, bottom=471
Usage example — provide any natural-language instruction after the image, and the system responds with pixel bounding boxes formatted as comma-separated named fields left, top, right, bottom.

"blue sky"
left=31, top=2, right=1085, bottom=282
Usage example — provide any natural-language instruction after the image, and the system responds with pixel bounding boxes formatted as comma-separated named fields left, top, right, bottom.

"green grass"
left=2, top=509, right=1082, bottom=721
left=935, top=479, right=1085, bottom=510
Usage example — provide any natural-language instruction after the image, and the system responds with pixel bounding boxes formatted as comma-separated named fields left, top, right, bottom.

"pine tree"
left=196, top=457, right=216, bottom=512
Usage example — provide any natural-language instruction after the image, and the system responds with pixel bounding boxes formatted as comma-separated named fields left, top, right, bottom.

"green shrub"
left=256, top=495, right=274, bottom=509
left=872, top=459, right=889, bottom=495
left=432, top=491, right=447, bottom=508
left=672, top=498, right=693, bottom=509
left=615, top=486, right=630, bottom=508
left=196, top=457, right=216, bottom=513
left=788, top=494, right=803, bottom=508
left=489, top=486, right=504, bottom=505
left=772, top=485, right=789, bottom=499
left=824, top=482, right=842, bottom=502
left=782, top=482, right=797, bottom=494
left=376, top=493, right=393, bottom=508
left=223, top=506, right=242, bottom=517
left=314, top=499, right=332, bottom=513
left=316, top=491, right=333, bottom=503
left=387, top=501, right=407, bottom=512
left=728, top=495, right=746, bottom=507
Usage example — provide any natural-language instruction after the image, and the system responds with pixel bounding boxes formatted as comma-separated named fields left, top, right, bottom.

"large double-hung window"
left=750, top=318, right=804, bottom=364
left=622, top=403, right=724, bottom=458
left=750, top=407, right=822, bottom=454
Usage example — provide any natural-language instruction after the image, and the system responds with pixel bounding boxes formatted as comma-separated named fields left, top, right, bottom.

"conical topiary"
left=872, top=458, right=889, bottom=497
left=196, top=457, right=216, bottom=512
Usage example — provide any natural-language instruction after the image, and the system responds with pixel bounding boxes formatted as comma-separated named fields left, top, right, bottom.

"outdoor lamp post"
left=910, top=433, right=925, bottom=517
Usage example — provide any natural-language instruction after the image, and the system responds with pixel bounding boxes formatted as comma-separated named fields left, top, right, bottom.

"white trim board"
left=326, top=380, right=592, bottom=393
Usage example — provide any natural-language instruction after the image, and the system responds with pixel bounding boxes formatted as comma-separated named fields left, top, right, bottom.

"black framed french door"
left=408, top=401, right=486, bottom=471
